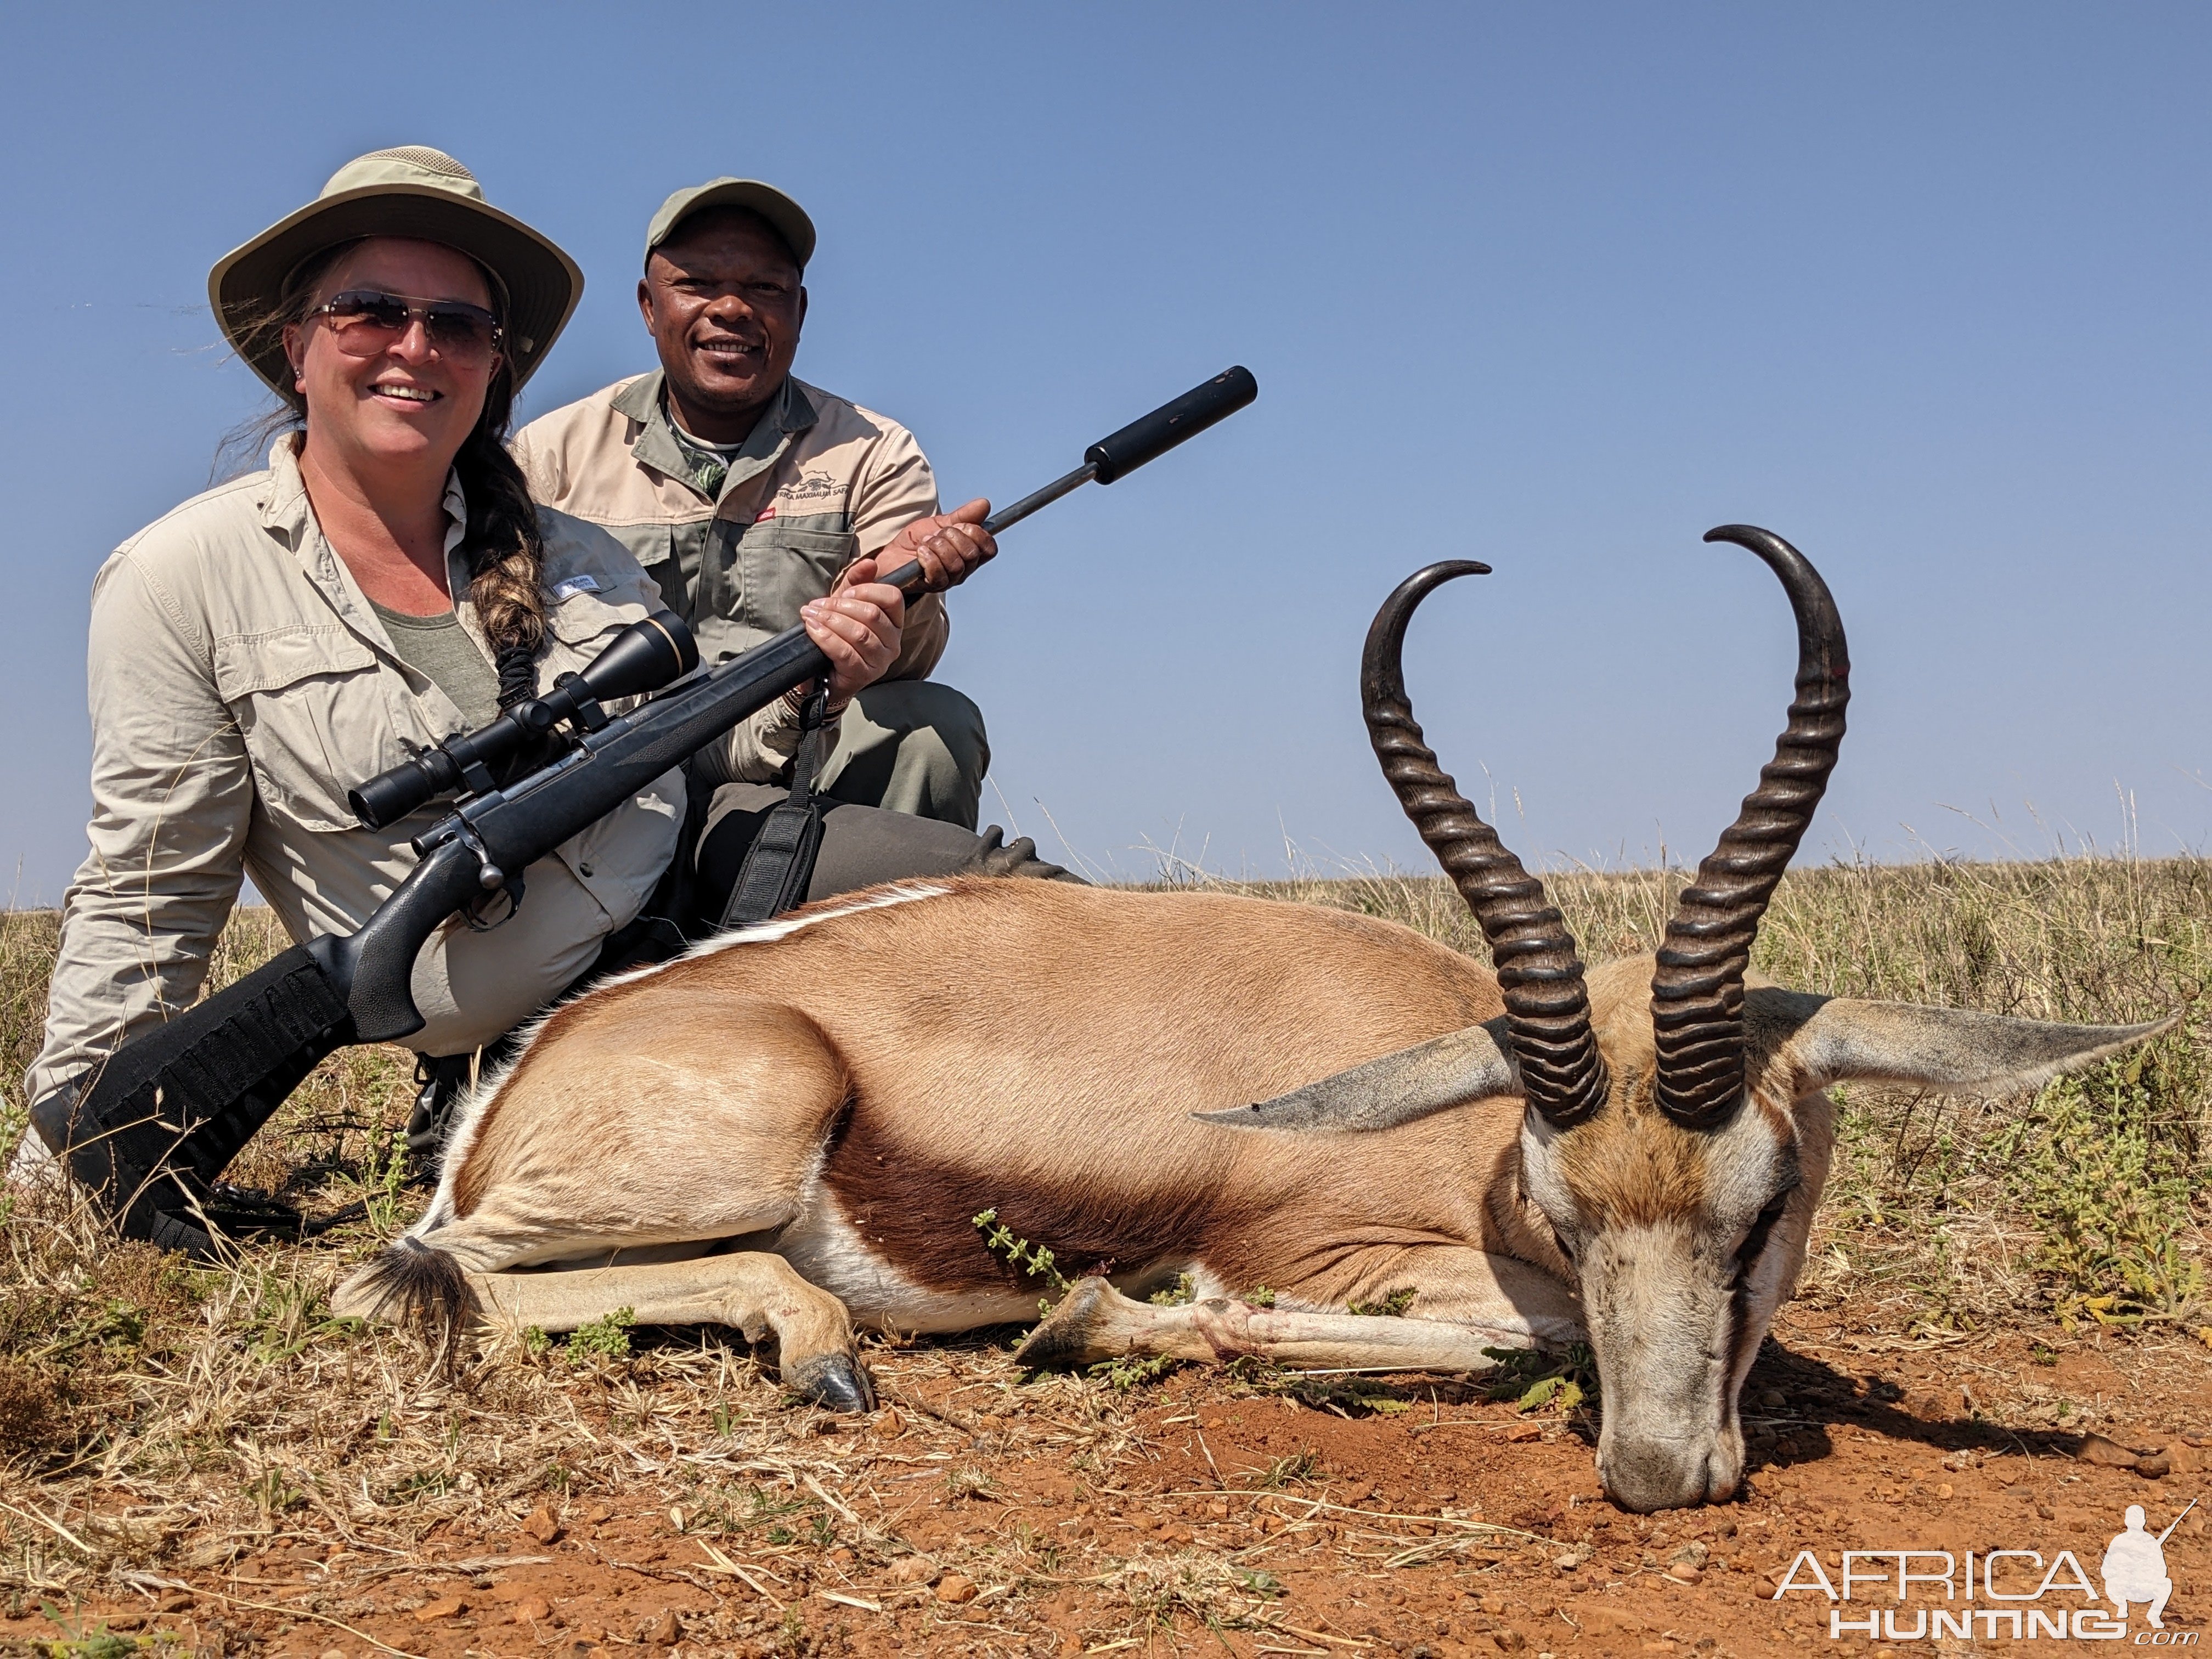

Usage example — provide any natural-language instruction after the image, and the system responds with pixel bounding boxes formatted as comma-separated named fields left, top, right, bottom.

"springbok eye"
left=1551, top=1227, right=1577, bottom=1264
left=1732, top=1186, right=1797, bottom=1279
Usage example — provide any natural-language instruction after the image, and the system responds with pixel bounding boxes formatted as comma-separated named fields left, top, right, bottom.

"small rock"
left=1505, top=1423, right=1543, bottom=1443
left=935, top=1572, right=980, bottom=1604
left=522, top=1504, right=563, bottom=1544
left=2136, top=1452, right=2172, bottom=1480
left=318, top=1649, right=347, bottom=1659
left=1936, top=1483, right=1955, bottom=1499
left=1755, top=1390, right=1786, bottom=1409
left=1666, top=1563, right=1702, bottom=1583
left=2076, top=1433, right=2141, bottom=1469
left=887, top=1556, right=938, bottom=1585
left=872, top=1407, right=905, bottom=1437
left=640, top=1606, right=681, bottom=1644
left=1494, top=1633, right=1528, bottom=1655
left=2163, top=1440, right=2207, bottom=1474
left=414, top=1596, right=469, bottom=1622
left=828, top=1546, right=856, bottom=1566
left=155, top=1590, right=194, bottom=1613
left=585, top=1501, right=614, bottom=1523
left=507, top=1594, right=552, bottom=1623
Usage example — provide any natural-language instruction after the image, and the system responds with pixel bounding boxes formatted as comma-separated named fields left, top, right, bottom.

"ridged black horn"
left=1650, top=526, right=1849, bottom=1127
left=1363, top=561, right=1609, bottom=1128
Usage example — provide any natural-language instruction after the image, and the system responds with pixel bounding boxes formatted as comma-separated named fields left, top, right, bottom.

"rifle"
left=31, top=367, right=1259, bottom=1256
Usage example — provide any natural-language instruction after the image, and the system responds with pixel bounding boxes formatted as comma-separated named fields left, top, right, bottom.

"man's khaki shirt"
left=29, top=439, right=805, bottom=1105
left=512, top=373, right=948, bottom=678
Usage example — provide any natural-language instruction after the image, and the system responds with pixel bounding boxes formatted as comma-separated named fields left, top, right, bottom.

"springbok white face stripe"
left=412, top=882, right=961, bottom=1231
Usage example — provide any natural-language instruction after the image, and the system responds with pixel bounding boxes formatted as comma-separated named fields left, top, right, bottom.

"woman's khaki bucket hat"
left=208, top=145, right=584, bottom=396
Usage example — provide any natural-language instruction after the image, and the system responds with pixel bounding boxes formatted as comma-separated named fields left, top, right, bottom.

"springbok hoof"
left=1012, top=1274, right=1124, bottom=1371
left=788, top=1352, right=877, bottom=1413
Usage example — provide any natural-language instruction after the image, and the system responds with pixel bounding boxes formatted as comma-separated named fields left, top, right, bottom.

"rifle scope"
left=349, top=609, right=698, bottom=831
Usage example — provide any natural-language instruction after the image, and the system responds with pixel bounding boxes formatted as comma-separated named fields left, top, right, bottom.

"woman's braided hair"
left=224, top=240, right=548, bottom=707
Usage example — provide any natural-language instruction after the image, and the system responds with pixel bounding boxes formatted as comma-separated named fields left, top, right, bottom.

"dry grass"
left=0, top=859, right=2205, bottom=1647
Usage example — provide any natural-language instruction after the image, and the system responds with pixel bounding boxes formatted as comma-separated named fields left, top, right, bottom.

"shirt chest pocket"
left=719, top=523, right=852, bottom=633
left=212, top=627, right=397, bottom=832
left=543, top=585, right=650, bottom=677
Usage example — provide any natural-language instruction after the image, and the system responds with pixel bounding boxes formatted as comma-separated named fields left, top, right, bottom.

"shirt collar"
left=259, top=433, right=472, bottom=628
left=616, top=370, right=819, bottom=501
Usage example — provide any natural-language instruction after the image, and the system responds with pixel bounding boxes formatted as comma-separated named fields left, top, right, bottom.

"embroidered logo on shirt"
left=777, top=470, right=841, bottom=504
left=550, top=574, right=603, bottom=600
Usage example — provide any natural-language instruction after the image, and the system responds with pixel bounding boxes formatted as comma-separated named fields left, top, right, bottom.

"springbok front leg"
left=471, top=1253, right=874, bottom=1410
left=1014, top=1265, right=1577, bottom=1376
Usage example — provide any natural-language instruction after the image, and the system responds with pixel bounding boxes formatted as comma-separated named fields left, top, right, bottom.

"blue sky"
left=3, top=3, right=2207, bottom=902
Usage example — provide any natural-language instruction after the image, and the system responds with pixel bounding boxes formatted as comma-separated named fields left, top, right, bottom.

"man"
left=514, top=178, right=989, bottom=832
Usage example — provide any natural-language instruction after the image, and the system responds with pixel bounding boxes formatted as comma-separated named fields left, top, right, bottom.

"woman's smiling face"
left=285, top=237, right=499, bottom=475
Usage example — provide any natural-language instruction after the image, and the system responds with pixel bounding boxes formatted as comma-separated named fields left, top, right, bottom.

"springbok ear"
left=1746, top=990, right=2178, bottom=1096
left=1194, top=1019, right=1520, bottom=1133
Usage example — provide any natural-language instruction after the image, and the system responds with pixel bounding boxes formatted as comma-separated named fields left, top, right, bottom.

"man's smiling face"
left=639, top=208, right=806, bottom=444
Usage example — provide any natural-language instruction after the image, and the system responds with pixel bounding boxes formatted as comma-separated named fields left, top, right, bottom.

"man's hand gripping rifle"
left=31, top=367, right=1259, bottom=1256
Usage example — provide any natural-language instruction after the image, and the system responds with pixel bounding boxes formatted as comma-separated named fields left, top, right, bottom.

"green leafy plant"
left=973, top=1207, right=1075, bottom=1314
left=1088, top=1353, right=1178, bottom=1391
left=565, top=1306, right=635, bottom=1363
left=1482, top=1342, right=1600, bottom=1412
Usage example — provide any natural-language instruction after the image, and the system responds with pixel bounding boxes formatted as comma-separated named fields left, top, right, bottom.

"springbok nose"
left=1600, top=1444, right=1723, bottom=1514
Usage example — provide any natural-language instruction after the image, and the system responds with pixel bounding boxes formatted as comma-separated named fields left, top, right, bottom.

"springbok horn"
left=1363, top=562, right=1609, bottom=1127
left=1650, top=526, right=1850, bottom=1128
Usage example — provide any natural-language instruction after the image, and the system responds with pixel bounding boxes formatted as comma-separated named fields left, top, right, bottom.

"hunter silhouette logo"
left=1770, top=1497, right=2199, bottom=1643
left=2106, top=1501, right=2195, bottom=1631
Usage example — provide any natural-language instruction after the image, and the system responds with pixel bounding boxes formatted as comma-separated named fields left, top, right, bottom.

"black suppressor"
left=1084, top=365, right=1257, bottom=484
left=349, top=609, right=698, bottom=831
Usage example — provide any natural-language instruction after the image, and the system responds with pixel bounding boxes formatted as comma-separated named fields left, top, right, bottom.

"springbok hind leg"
left=470, top=1253, right=874, bottom=1411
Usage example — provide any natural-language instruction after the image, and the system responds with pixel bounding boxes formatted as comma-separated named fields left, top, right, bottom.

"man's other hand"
left=869, top=498, right=997, bottom=591
left=802, top=560, right=905, bottom=708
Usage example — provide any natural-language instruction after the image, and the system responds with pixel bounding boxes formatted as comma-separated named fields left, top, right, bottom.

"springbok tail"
left=338, top=1236, right=478, bottom=1374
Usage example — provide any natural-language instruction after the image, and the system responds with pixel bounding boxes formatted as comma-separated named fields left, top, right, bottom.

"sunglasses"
left=306, top=289, right=504, bottom=365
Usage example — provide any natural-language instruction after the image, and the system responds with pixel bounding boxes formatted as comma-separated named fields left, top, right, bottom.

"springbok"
left=337, top=526, right=2167, bottom=1512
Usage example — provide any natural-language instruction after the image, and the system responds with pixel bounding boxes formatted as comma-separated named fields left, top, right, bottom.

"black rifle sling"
left=721, top=684, right=832, bottom=928
left=30, top=943, right=357, bottom=1253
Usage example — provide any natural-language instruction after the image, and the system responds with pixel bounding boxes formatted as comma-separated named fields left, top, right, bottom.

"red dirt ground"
left=9, top=1297, right=2208, bottom=1658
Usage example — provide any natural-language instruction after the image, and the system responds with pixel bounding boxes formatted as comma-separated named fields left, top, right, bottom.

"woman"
left=20, top=148, right=968, bottom=1189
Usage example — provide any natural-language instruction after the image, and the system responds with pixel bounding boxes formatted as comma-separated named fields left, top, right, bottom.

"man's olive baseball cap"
left=208, top=145, right=584, bottom=396
left=645, top=178, right=816, bottom=271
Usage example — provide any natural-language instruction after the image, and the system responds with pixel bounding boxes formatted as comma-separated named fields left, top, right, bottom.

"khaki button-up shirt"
left=28, top=439, right=805, bottom=1105
left=512, top=373, right=947, bottom=687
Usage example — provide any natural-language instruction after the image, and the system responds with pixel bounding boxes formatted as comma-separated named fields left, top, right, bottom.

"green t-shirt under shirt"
left=369, top=600, right=501, bottom=730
